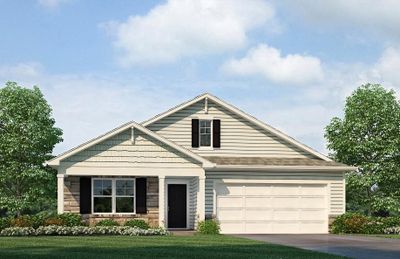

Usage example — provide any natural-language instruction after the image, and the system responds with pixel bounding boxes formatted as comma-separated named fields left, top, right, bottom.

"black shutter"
left=192, top=119, right=199, bottom=147
left=80, top=177, right=91, bottom=214
left=213, top=119, right=221, bottom=148
left=136, top=178, right=147, bottom=214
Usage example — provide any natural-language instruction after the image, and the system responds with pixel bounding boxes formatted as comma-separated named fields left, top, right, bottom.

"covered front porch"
left=57, top=171, right=205, bottom=230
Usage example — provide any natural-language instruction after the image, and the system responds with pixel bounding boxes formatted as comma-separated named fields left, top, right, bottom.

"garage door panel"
left=217, top=185, right=243, bottom=195
left=245, top=209, right=273, bottom=220
left=300, top=210, right=326, bottom=220
left=272, top=185, right=300, bottom=195
left=300, top=197, right=325, bottom=208
left=272, top=197, right=300, bottom=207
left=300, top=185, right=326, bottom=195
left=218, top=196, right=243, bottom=207
left=245, top=197, right=271, bottom=208
left=271, top=222, right=300, bottom=233
left=244, top=185, right=272, bottom=195
left=273, top=210, right=299, bottom=220
left=299, top=222, right=326, bottom=233
left=218, top=209, right=243, bottom=220
left=216, top=183, right=328, bottom=234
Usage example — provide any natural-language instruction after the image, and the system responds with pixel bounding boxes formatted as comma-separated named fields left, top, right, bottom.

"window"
left=92, top=178, right=135, bottom=214
left=199, top=120, right=211, bottom=147
left=116, top=180, right=135, bottom=213
left=93, top=179, right=112, bottom=213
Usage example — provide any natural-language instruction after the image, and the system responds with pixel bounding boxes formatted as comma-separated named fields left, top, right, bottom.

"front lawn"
left=0, top=235, right=343, bottom=259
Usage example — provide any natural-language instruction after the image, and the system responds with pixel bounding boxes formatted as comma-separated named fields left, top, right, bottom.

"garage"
left=216, top=183, right=328, bottom=234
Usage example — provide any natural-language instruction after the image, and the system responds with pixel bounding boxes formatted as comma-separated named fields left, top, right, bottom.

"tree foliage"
left=325, top=84, right=400, bottom=215
left=0, top=82, right=63, bottom=215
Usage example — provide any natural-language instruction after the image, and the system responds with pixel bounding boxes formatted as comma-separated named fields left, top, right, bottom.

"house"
left=46, top=93, right=355, bottom=234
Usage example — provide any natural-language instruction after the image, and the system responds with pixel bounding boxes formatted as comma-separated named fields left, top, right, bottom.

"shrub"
left=10, top=215, right=33, bottom=228
left=0, top=226, right=170, bottom=236
left=124, top=219, right=149, bottom=229
left=44, top=218, right=64, bottom=226
left=197, top=219, right=220, bottom=234
left=384, top=226, right=400, bottom=234
left=331, top=213, right=370, bottom=234
left=0, top=217, right=11, bottom=231
left=332, top=212, right=400, bottom=234
left=0, top=227, right=35, bottom=236
left=57, top=213, right=83, bottom=226
left=95, top=219, right=119, bottom=226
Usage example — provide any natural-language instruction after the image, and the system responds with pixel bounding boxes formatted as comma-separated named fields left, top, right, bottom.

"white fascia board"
left=46, top=121, right=214, bottom=169
left=142, top=93, right=332, bottom=162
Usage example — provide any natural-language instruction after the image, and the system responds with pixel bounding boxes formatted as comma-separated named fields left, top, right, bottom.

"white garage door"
left=216, top=183, right=328, bottom=234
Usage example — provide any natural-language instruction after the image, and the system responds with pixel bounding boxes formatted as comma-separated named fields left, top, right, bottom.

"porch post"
left=197, top=176, right=205, bottom=223
left=158, top=176, right=165, bottom=228
left=57, top=174, right=65, bottom=214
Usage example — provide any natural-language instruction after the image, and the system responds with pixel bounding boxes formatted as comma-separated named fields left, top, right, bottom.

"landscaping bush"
left=331, top=212, right=400, bottom=234
left=95, top=219, right=119, bottom=226
left=124, top=219, right=149, bottom=229
left=10, top=215, right=33, bottom=228
left=57, top=213, right=83, bottom=226
left=43, top=217, right=64, bottom=226
left=384, top=226, right=400, bottom=234
left=0, top=217, right=11, bottom=231
left=197, top=219, right=220, bottom=234
left=0, top=226, right=169, bottom=236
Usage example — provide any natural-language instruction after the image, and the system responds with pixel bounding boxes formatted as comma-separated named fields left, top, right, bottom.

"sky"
left=1, top=0, right=400, bottom=155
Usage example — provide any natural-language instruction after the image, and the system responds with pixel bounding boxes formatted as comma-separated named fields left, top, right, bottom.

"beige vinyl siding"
left=147, top=100, right=317, bottom=158
left=61, top=129, right=201, bottom=169
left=204, top=171, right=345, bottom=217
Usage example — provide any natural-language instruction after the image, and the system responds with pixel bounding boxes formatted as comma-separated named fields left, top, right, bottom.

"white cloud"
left=37, top=0, right=70, bottom=9
left=0, top=63, right=184, bottom=154
left=282, top=0, right=400, bottom=38
left=103, top=0, right=275, bottom=65
left=221, top=44, right=324, bottom=85
left=371, top=47, right=400, bottom=87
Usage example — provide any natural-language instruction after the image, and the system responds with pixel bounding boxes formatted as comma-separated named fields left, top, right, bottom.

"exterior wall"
left=64, top=176, right=80, bottom=213
left=63, top=176, right=159, bottom=227
left=60, top=128, right=201, bottom=169
left=147, top=99, right=317, bottom=158
left=204, top=171, right=345, bottom=219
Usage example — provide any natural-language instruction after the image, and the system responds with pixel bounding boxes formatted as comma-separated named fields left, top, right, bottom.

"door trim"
left=166, top=179, right=190, bottom=230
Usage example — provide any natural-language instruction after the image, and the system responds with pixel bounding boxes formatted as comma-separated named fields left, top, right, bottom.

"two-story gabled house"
left=46, top=93, right=354, bottom=234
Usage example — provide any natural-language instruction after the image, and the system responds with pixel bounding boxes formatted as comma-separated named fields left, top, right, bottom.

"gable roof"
left=46, top=121, right=214, bottom=168
left=142, top=93, right=332, bottom=161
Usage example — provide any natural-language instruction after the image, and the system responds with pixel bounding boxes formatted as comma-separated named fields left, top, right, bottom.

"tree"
left=0, top=82, right=63, bottom=215
left=325, top=84, right=400, bottom=215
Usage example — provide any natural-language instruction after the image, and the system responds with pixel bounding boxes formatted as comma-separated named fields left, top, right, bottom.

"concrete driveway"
left=234, top=234, right=400, bottom=259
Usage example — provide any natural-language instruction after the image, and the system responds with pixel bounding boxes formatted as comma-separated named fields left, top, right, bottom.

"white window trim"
left=199, top=119, right=213, bottom=148
left=92, top=178, right=136, bottom=215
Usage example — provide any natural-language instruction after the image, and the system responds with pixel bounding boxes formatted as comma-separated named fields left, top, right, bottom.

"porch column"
left=57, top=174, right=65, bottom=214
left=158, top=176, right=165, bottom=228
left=197, top=176, right=205, bottom=223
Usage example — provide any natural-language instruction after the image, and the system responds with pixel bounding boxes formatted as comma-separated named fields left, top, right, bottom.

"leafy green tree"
left=325, top=84, right=400, bottom=215
left=0, top=82, right=63, bottom=215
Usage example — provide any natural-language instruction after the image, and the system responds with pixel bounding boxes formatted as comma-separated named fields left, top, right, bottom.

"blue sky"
left=1, top=0, right=400, bottom=155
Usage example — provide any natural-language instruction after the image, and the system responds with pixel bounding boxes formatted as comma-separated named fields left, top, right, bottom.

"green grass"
left=0, top=235, right=343, bottom=259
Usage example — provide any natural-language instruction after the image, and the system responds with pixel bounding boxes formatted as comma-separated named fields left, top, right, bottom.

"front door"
left=167, top=184, right=187, bottom=228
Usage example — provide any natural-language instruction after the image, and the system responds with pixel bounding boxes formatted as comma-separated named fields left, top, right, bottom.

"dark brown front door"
left=167, top=184, right=187, bottom=228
